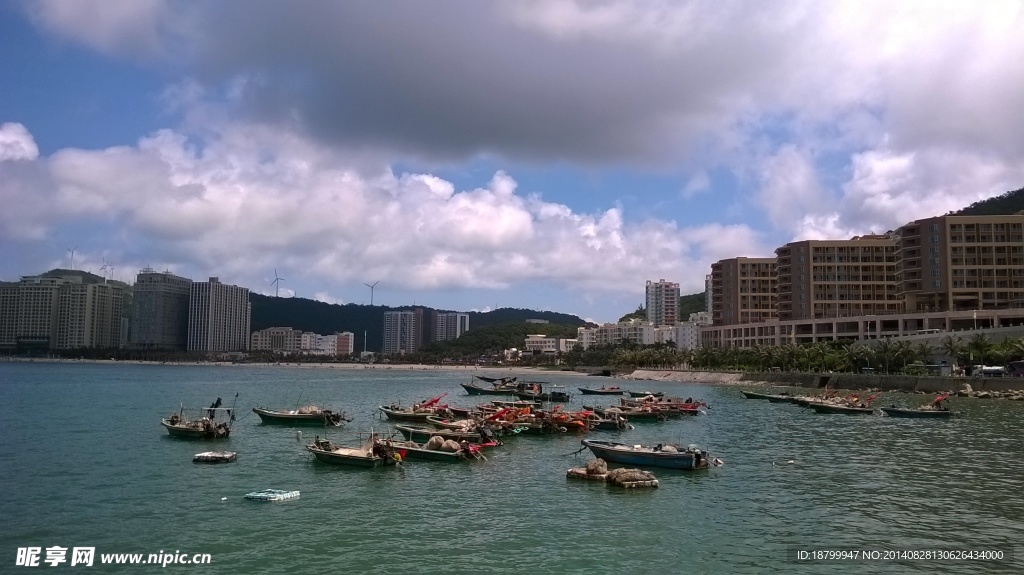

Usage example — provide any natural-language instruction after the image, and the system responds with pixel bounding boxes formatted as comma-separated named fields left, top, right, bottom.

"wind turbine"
left=66, top=245, right=78, bottom=271
left=270, top=269, right=285, bottom=297
left=365, top=280, right=379, bottom=306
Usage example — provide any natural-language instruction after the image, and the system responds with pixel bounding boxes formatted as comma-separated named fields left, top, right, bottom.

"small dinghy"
left=244, top=489, right=300, bottom=502
left=193, top=451, right=237, bottom=463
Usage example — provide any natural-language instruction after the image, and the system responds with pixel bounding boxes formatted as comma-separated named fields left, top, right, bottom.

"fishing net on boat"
left=586, top=458, right=608, bottom=475
left=660, top=444, right=678, bottom=453
left=297, top=405, right=321, bottom=414
left=441, top=439, right=461, bottom=452
left=606, top=468, right=657, bottom=486
left=425, top=436, right=445, bottom=450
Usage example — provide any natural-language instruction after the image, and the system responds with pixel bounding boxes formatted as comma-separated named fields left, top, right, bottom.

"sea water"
left=1, top=361, right=1021, bottom=574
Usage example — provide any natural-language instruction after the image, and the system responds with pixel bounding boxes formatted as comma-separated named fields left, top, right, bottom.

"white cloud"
left=0, top=123, right=39, bottom=161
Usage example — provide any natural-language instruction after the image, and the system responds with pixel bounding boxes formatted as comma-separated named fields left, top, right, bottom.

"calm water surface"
left=1, top=362, right=1022, bottom=574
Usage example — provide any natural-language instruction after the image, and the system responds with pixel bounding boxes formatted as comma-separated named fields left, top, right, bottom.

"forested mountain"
left=250, top=294, right=590, bottom=352
left=952, top=186, right=1024, bottom=216
left=678, top=292, right=706, bottom=318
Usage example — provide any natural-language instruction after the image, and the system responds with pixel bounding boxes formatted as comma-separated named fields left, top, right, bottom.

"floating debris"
left=244, top=489, right=300, bottom=502
left=193, top=451, right=237, bottom=463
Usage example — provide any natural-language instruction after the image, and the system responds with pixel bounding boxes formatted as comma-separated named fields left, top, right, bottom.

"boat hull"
left=252, top=407, right=342, bottom=426
left=581, top=440, right=706, bottom=470
left=379, top=407, right=437, bottom=423
left=627, top=391, right=665, bottom=398
left=809, top=404, right=875, bottom=415
left=513, top=391, right=571, bottom=402
left=461, top=383, right=516, bottom=396
left=880, top=407, right=954, bottom=418
left=393, top=425, right=488, bottom=443
left=390, top=442, right=466, bottom=462
left=578, top=388, right=625, bottom=395
left=161, top=420, right=230, bottom=439
left=306, top=446, right=390, bottom=468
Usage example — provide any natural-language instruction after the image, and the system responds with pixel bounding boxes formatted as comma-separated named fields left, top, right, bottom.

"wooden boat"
left=461, top=382, right=518, bottom=396
left=392, top=424, right=497, bottom=444
left=161, top=398, right=236, bottom=439
left=513, top=386, right=571, bottom=402
left=627, top=390, right=665, bottom=398
left=379, top=396, right=451, bottom=422
left=244, top=489, right=300, bottom=501
left=578, top=386, right=626, bottom=395
left=306, top=434, right=401, bottom=468
left=581, top=439, right=722, bottom=470
left=474, top=375, right=517, bottom=384
left=584, top=413, right=632, bottom=431
left=587, top=405, right=679, bottom=422
left=741, top=390, right=774, bottom=399
left=385, top=439, right=489, bottom=462
left=880, top=407, right=954, bottom=418
left=252, top=406, right=349, bottom=426
left=808, top=403, right=875, bottom=415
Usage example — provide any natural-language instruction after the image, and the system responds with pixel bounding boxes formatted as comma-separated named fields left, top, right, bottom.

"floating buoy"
left=296, top=431, right=302, bottom=441
left=221, top=497, right=227, bottom=501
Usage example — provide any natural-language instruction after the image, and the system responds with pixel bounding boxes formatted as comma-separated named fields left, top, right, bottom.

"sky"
left=2, top=1, right=1024, bottom=324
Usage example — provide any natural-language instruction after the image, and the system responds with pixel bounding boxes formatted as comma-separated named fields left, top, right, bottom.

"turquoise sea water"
left=1, top=362, right=1022, bottom=574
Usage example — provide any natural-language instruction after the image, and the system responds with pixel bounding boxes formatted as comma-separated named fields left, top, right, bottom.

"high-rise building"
left=776, top=236, right=897, bottom=321
left=0, top=270, right=125, bottom=351
left=131, top=268, right=192, bottom=350
left=383, top=310, right=419, bottom=355
left=895, top=214, right=1024, bottom=313
left=187, top=277, right=251, bottom=353
left=645, top=279, right=680, bottom=326
left=710, top=257, right=777, bottom=326
left=435, top=312, right=470, bottom=341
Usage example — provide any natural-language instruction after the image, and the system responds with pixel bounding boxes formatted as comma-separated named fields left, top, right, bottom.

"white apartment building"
left=523, top=334, right=577, bottom=355
left=188, top=277, right=251, bottom=353
left=576, top=320, right=661, bottom=350
left=0, top=270, right=125, bottom=351
left=646, top=279, right=680, bottom=326
left=435, top=312, right=469, bottom=341
left=383, top=310, right=419, bottom=355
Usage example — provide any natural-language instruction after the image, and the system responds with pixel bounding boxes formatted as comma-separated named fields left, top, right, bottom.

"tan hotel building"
left=703, top=214, right=1024, bottom=347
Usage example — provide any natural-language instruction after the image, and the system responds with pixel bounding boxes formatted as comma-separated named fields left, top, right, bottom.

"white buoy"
left=221, top=497, right=227, bottom=501
left=296, top=431, right=302, bottom=441
left=787, top=460, right=795, bottom=465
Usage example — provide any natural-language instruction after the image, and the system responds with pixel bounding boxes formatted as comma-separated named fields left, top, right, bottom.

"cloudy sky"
left=2, top=1, right=1024, bottom=323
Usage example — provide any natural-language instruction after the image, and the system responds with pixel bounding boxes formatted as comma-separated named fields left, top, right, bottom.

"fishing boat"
left=305, top=433, right=402, bottom=468
left=578, top=386, right=626, bottom=395
left=741, top=390, right=774, bottom=399
left=460, top=382, right=518, bottom=396
left=581, top=439, right=722, bottom=470
left=384, top=438, right=489, bottom=462
left=627, top=390, right=665, bottom=398
left=379, top=395, right=451, bottom=422
left=808, top=403, right=875, bottom=415
left=513, top=385, right=571, bottom=402
left=880, top=393, right=955, bottom=418
left=880, top=407, right=954, bottom=418
left=587, top=405, right=679, bottom=422
left=252, top=406, right=349, bottom=426
left=392, top=424, right=499, bottom=444
left=161, top=396, right=237, bottom=439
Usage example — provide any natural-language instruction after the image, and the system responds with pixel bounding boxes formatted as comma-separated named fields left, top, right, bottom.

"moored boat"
left=578, top=386, right=626, bottom=395
left=741, top=390, right=774, bottom=399
left=161, top=396, right=236, bottom=439
left=461, top=382, right=517, bottom=396
left=392, top=424, right=499, bottom=444
left=513, top=385, right=572, bottom=403
left=627, top=390, right=665, bottom=398
left=193, top=451, right=237, bottom=463
left=581, top=439, right=722, bottom=470
left=306, top=434, right=402, bottom=468
left=252, top=406, right=349, bottom=426
left=379, top=395, right=451, bottom=422
left=809, top=403, right=875, bottom=415
left=385, top=438, right=489, bottom=462
left=880, top=407, right=954, bottom=418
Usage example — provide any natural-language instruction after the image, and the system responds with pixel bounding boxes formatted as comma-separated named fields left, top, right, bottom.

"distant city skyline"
left=3, top=3, right=1024, bottom=324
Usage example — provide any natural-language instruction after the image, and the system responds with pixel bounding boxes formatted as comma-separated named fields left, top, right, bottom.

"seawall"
left=622, top=369, right=1024, bottom=393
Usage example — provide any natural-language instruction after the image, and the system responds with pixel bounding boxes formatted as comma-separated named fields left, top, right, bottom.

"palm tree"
left=873, top=338, right=899, bottom=374
left=939, top=335, right=964, bottom=368
left=967, top=333, right=995, bottom=366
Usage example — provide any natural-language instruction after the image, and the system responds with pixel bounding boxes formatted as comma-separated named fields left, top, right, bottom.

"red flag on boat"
left=419, top=393, right=447, bottom=408
left=932, top=392, right=950, bottom=404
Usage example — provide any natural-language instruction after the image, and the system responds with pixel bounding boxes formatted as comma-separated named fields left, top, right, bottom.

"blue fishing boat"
left=580, top=439, right=721, bottom=470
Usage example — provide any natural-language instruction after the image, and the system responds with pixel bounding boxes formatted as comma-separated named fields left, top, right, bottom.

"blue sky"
left=2, top=1, right=1024, bottom=324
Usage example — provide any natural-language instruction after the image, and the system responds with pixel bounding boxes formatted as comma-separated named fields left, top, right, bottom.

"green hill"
left=250, top=294, right=590, bottom=353
left=952, top=186, right=1024, bottom=216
